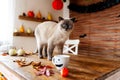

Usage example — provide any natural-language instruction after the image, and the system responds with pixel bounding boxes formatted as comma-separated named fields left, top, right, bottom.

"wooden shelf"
left=18, top=15, right=57, bottom=22
left=17, top=15, right=57, bottom=37
left=13, top=32, right=34, bottom=37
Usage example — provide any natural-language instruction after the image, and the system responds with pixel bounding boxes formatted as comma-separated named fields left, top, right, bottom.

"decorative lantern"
left=52, top=0, right=63, bottom=10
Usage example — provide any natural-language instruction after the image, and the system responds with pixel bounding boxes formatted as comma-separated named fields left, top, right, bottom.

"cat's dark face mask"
left=59, top=16, right=76, bottom=31
left=61, top=20, right=73, bottom=31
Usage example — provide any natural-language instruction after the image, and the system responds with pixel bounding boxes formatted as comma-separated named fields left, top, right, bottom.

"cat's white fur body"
left=35, top=21, right=57, bottom=45
left=35, top=17, right=75, bottom=60
left=35, top=21, right=70, bottom=46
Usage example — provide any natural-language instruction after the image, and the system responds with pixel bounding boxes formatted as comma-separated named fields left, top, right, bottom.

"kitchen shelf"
left=13, top=32, right=35, bottom=37
left=18, top=15, right=57, bottom=22
left=16, top=15, right=57, bottom=37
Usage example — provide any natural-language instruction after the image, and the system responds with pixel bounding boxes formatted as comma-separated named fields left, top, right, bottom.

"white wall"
left=63, top=0, right=70, bottom=18
left=13, top=0, right=69, bottom=52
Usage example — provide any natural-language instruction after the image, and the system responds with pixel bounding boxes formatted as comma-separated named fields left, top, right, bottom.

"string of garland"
left=68, top=0, right=120, bottom=13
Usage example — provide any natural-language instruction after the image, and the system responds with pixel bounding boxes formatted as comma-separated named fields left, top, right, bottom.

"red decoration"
left=52, top=0, right=63, bottom=10
left=60, top=67, right=69, bottom=77
left=27, top=11, right=34, bottom=18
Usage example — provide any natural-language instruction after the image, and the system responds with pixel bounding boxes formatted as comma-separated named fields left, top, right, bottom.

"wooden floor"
left=68, top=49, right=120, bottom=80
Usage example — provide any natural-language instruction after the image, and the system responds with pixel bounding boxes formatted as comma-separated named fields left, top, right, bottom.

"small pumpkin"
left=26, top=28, right=32, bottom=34
left=14, top=28, right=18, bottom=32
left=17, top=48, right=25, bottom=56
left=9, top=48, right=17, bottom=56
left=27, top=11, right=34, bottom=18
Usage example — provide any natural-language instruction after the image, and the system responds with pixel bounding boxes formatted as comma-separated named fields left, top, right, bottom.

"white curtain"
left=0, top=0, right=14, bottom=45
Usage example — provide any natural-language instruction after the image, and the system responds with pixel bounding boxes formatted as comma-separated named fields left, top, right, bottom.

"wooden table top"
left=0, top=53, right=120, bottom=80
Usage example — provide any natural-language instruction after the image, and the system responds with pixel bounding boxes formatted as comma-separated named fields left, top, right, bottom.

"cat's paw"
left=43, top=53, right=47, bottom=58
left=38, top=55, right=43, bottom=59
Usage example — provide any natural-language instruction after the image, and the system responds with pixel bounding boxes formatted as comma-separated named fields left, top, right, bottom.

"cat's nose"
left=65, top=25, right=69, bottom=30
left=65, top=26, right=72, bottom=31
left=68, top=25, right=72, bottom=29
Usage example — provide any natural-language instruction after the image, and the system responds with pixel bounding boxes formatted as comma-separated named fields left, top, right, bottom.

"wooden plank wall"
left=70, top=4, right=120, bottom=52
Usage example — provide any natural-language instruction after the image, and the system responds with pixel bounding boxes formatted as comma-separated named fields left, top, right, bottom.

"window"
left=0, top=0, right=14, bottom=45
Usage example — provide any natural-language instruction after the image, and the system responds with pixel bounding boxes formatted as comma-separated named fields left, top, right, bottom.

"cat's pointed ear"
left=70, top=18, right=76, bottom=23
left=59, top=16, right=64, bottom=21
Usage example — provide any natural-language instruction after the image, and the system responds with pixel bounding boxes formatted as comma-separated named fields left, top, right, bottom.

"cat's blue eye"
left=62, top=24, right=67, bottom=28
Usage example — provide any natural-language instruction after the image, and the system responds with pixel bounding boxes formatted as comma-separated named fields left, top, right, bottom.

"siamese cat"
left=34, top=16, right=76, bottom=61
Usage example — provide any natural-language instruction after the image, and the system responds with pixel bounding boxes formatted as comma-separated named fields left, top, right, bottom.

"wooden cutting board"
left=0, top=54, right=66, bottom=80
